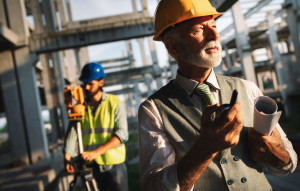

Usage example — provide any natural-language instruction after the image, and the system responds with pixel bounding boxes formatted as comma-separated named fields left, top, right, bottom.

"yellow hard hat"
left=153, top=0, right=223, bottom=41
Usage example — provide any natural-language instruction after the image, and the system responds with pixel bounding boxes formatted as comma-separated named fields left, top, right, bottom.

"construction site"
left=0, top=0, right=299, bottom=190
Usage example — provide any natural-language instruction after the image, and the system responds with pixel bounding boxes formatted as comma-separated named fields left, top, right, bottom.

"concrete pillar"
left=134, top=84, right=142, bottom=112
left=0, top=48, right=49, bottom=165
left=0, top=0, right=7, bottom=26
left=14, top=47, right=50, bottom=161
left=148, top=37, right=163, bottom=89
left=231, top=51, right=237, bottom=67
left=6, top=0, right=29, bottom=45
left=57, top=0, right=67, bottom=27
left=132, top=0, right=137, bottom=13
left=138, top=38, right=147, bottom=66
left=284, top=0, right=300, bottom=77
left=66, top=0, right=73, bottom=22
left=41, top=0, right=57, bottom=31
left=266, top=46, right=273, bottom=61
left=141, top=0, right=149, bottom=16
left=39, top=54, right=60, bottom=143
left=0, top=50, right=30, bottom=165
left=223, top=45, right=232, bottom=70
left=231, top=1, right=257, bottom=84
left=52, top=52, right=69, bottom=133
left=63, top=50, right=78, bottom=85
left=145, top=77, right=153, bottom=97
left=125, top=40, right=135, bottom=67
left=267, top=12, right=292, bottom=117
left=39, top=52, right=69, bottom=141
left=75, top=47, right=90, bottom=70
left=29, top=0, right=44, bottom=33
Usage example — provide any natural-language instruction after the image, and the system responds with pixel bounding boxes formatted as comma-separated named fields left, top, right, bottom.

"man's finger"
left=202, top=104, right=220, bottom=122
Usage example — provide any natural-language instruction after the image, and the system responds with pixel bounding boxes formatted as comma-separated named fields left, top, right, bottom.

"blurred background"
left=0, top=0, right=299, bottom=190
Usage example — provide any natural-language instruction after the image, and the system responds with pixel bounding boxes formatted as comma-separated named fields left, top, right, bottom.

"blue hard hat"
left=79, top=62, right=106, bottom=82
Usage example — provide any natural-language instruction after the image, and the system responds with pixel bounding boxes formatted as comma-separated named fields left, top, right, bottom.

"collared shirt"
left=64, top=92, right=128, bottom=158
left=138, top=70, right=297, bottom=191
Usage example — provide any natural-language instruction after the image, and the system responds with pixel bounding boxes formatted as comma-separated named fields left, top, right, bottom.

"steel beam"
left=29, top=18, right=154, bottom=54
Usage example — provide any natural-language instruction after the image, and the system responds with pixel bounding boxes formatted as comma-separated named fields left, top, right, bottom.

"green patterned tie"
left=195, top=82, right=216, bottom=110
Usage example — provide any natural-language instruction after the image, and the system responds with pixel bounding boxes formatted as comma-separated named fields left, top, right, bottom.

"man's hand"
left=82, top=150, right=99, bottom=162
left=64, top=153, right=75, bottom=174
left=200, top=102, right=243, bottom=153
left=81, top=136, right=122, bottom=162
left=177, top=103, right=243, bottom=191
left=248, top=127, right=290, bottom=168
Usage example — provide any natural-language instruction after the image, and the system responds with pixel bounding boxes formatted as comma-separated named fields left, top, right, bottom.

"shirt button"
left=220, top=158, right=227, bottom=164
left=227, top=179, right=234, bottom=185
left=233, top=156, right=240, bottom=161
left=241, top=177, right=247, bottom=183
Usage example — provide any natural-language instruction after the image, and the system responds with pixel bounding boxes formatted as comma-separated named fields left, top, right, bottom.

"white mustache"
left=203, top=41, right=222, bottom=50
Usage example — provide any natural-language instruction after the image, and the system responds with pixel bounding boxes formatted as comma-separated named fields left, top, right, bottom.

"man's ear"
left=98, top=79, right=104, bottom=87
left=164, top=38, right=180, bottom=57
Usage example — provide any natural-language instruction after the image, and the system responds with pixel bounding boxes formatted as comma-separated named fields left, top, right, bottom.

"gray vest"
left=151, top=75, right=272, bottom=191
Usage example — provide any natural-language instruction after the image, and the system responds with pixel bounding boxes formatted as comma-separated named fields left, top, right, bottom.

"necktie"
left=195, top=82, right=216, bottom=110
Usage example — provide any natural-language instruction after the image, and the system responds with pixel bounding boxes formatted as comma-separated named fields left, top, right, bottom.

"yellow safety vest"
left=81, top=94, right=126, bottom=165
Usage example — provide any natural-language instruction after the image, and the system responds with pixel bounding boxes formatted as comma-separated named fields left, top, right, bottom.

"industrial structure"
left=0, top=0, right=299, bottom=190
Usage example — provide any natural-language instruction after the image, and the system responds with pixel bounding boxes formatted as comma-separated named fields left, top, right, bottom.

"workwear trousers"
left=92, top=162, right=129, bottom=191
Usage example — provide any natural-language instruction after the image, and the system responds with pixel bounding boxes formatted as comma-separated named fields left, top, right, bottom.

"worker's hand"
left=65, top=162, right=75, bottom=174
left=64, top=153, right=75, bottom=174
left=199, top=102, right=243, bottom=153
left=248, top=127, right=290, bottom=168
left=82, top=150, right=99, bottom=162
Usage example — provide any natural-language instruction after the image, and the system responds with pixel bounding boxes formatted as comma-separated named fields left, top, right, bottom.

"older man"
left=138, top=0, right=297, bottom=190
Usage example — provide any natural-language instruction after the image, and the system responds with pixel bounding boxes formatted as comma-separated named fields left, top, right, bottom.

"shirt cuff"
left=268, top=157, right=293, bottom=176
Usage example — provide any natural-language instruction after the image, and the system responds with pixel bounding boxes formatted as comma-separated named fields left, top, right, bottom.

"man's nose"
left=205, top=26, right=219, bottom=41
left=84, top=84, right=90, bottom=90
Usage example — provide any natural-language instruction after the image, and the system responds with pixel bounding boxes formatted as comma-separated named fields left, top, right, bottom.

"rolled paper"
left=253, top=96, right=282, bottom=136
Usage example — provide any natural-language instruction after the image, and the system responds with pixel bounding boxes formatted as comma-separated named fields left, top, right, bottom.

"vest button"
left=220, top=158, right=227, bottom=164
left=227, top=179, right=234, bottom=185
left=241, top=177, right=247, bottom=183
left=233, top=156, right=240, bottom=161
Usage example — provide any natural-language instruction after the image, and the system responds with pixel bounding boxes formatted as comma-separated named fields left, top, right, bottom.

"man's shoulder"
left=104, top=93, right=120, bottom=102
left=216, top=74, right=257, bottom=88
left=149, top=80, right=176, bottom=99
left=105, top=93, right=118, bottom=98
left=216, top=74, right=243, bottom=82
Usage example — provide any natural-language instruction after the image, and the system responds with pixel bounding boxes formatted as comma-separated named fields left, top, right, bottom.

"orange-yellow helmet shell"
left=153, top=0, right=223, bottom=41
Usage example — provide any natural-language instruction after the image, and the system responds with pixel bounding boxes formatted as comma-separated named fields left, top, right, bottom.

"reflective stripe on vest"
left=80, top=93, right=126, bottom=165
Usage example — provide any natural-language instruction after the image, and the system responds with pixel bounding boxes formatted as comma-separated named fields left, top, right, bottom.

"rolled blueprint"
left=253, top=96, right=282, bottom=136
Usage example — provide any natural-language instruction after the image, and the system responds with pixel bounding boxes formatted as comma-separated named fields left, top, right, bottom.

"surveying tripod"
left=64, top=86, right=99, bottom=191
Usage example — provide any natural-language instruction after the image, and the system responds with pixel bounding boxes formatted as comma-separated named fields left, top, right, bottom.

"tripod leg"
left=90, top=178, right=100, bottom=191
left=69, top=172, right=79, bottom=191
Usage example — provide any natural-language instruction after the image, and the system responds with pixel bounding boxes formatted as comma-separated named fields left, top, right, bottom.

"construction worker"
left=64, top=62, right=129, bottom=191
left=138, top=0, right=297, bottom=190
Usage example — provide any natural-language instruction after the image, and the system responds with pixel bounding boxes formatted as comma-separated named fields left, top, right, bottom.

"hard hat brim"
left=153, top=12, right=223, bottom=41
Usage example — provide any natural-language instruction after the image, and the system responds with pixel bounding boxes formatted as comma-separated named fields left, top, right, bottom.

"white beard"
left=182, top=41, right=223, bottom=68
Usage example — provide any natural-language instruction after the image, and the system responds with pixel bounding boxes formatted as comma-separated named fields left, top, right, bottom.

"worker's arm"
left=81, top=136, right=121, bottom=162
left=63, top=122, right=78, bottom=174
left=177, top=103, right=243, bottom=191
